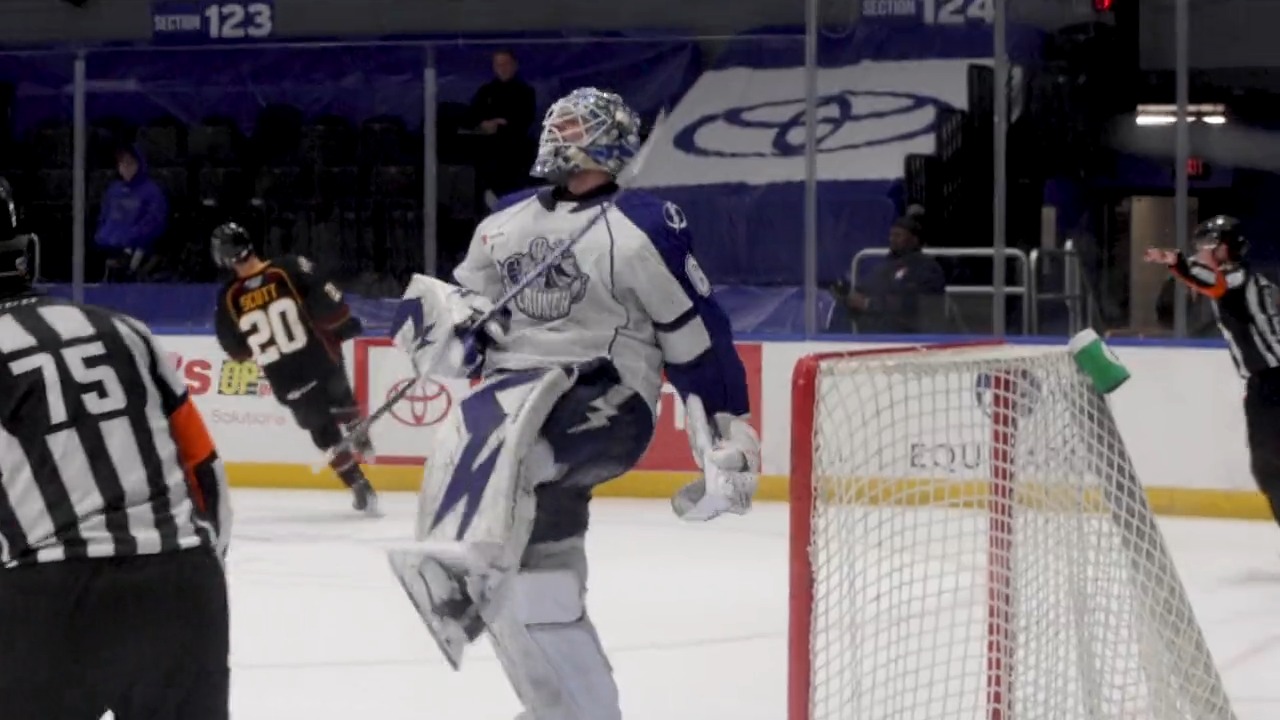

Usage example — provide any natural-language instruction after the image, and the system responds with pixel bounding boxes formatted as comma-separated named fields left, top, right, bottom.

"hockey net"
left=788, top=342, right=1237, bottom=720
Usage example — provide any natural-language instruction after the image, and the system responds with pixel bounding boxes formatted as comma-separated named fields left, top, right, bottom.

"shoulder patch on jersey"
left=685, top=254, right=712, bottom=297
left=663, top=201, right=687, bottom=231
left=323, top=281, right=343, bottom=302
left=295, top=255, right=314, bottom=274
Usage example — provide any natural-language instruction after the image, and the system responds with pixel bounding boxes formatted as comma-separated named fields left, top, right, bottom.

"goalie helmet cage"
left=787, top=341, right=1237, bottom=720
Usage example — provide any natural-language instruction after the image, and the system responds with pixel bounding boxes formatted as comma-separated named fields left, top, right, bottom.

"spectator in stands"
left=94, top=145, right=168, bottom=282
left=827, top=205, right=947, bottom=334
left=470, top=48, right=537, bottom=205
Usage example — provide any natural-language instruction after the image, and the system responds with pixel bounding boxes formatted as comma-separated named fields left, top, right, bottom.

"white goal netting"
left=789, top=343, right=1236, bottom=720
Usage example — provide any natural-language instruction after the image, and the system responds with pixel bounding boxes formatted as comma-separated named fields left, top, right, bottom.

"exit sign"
left=1172, top=157, right=1211, bottom=180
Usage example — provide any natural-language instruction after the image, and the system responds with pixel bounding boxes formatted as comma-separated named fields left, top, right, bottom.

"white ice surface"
left=225, top=490, right=1280, bottom=719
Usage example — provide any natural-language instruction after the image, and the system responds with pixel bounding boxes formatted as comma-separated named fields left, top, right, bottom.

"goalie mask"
left=531, top=87, right=641, bottom=184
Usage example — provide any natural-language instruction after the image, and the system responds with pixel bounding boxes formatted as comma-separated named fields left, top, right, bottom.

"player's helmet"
left=0, top=233, right=34, bottom=297
left=0, top=177, right=35, bottom=298
left=210, top=222, right=254, bottom=268
left=1193, top=215, right=1247, bottom=260
left=530, top=87, right=642, bottom=184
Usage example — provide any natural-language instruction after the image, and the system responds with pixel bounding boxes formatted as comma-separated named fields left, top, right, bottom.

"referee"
left=0, top=180, right=232, bottom=719
left=1146, top=215, right=1280, bottom=526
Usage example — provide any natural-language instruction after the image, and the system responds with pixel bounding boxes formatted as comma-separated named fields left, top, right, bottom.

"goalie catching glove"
left=672, top=394, right=761, bottom=521
left=390, top=273, right=511, bottom=380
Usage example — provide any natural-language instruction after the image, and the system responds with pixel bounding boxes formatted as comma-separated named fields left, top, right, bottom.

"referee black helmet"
left=1194, top=215, right=1248, bottom=260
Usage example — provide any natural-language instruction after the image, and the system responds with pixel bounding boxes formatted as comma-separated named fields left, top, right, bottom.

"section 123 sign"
left=152, top=1, right=275, bottom=45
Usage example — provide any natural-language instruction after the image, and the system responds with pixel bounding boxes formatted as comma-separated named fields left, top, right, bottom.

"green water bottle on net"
left=1068, top=328, right=1130, bottom=396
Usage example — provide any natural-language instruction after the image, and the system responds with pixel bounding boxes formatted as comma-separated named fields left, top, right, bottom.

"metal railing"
left=1028, top=239, right=1093, bottom=336
left=849, top=243, right=1093, bottom=336
left=849, top=246, right=1033, bottom=335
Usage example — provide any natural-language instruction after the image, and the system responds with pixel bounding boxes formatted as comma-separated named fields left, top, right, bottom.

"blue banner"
left=152, top=0, right=276, bottom=45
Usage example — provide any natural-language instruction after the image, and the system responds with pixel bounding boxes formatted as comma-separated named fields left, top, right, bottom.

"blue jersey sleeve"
left=614, top=193, right=750, bottom=418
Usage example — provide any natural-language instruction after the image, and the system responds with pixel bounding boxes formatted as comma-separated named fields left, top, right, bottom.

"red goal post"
left=787, top=340, right=1236, bottom=720
left=789, top=340, right=1005, bottom=720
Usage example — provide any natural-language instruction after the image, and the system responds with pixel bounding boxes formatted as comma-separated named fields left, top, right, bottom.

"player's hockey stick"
left=314, top=111, right=669, bottom=471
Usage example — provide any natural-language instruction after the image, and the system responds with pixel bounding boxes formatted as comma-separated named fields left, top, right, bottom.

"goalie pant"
left=0, top=548, right=230, bottom=719
left=1245, top=367, right=1280, bottom=526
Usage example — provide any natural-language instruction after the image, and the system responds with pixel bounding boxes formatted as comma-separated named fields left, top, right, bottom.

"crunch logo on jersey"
left=501, top=237, right=589, bottom=321
left=217, top=359, right=273, bottom=397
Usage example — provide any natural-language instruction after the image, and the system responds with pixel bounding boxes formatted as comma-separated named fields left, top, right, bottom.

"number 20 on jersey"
left=239, top=297, right=307, bottom=366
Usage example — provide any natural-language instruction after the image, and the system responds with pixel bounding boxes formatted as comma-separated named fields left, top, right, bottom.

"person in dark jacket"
left=828, top=205, right=948, bottom=334
left=470, top=49, right=537, bottom=203
left=94, top=145, right=168, bottom=281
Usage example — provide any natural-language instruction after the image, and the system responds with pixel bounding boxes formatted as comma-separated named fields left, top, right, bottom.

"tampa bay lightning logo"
left=673, top=90, right=952, bottom=158
left=500, top=237, right=590, bottom=321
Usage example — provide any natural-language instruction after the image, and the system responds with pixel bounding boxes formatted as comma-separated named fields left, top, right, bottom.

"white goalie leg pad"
left=412, top=368, right=572, bottom=585
left=485, top=538, right=620, bottom=720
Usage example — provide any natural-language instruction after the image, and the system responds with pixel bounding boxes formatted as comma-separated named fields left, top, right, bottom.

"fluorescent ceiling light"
left=1134, top=103, right=1229, bottom=126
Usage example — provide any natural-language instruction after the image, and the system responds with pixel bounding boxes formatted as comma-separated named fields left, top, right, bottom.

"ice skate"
left=350, top=477, right=381, bottom=516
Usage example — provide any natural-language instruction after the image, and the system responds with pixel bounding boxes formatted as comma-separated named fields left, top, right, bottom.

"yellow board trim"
left=222, top=463, right=1270, bottom=521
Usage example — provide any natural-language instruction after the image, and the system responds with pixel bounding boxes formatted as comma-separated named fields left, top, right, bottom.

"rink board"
left=158, top=333, right=1270, bottom=521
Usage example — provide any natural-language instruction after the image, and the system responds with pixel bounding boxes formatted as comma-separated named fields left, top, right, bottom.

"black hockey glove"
left=332, top=315, right=364, bottom=342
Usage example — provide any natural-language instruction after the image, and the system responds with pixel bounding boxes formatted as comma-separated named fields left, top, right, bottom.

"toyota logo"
left=673, top=90, right=950, bottom=159
left=388, top=378, right=452, bottom=427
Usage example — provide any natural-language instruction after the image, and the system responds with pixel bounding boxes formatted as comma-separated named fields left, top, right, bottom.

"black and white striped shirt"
left=1173, top=255, right=1280, bottom=379
left=0, top=294, right=231, bottom=568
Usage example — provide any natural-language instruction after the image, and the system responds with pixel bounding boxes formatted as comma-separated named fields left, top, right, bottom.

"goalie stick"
left=314, top=111, right=668, bottom=471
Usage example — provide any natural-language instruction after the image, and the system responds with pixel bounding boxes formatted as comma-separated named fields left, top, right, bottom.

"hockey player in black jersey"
left=211, top=222, right=379, bottom=515
left=1147, top=215, right=1280, bottom=527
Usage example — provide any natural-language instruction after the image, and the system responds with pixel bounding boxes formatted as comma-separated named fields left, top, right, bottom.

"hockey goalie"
left=384, top=87, right=762, bottom=720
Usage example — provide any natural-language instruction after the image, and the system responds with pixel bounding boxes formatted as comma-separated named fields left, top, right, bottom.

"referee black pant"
left=0, top=547, right=229, bottom=720
left=1246, top=368, right=1280, bottom=526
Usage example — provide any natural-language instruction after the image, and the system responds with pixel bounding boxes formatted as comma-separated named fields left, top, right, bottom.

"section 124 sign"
left=152, top=1, right=275, bottom=45
left=862, top=0, right=994, bottom=24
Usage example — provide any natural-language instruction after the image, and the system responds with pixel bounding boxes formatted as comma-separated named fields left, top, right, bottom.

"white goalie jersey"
left=453, top=186, right=749, bottom=420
